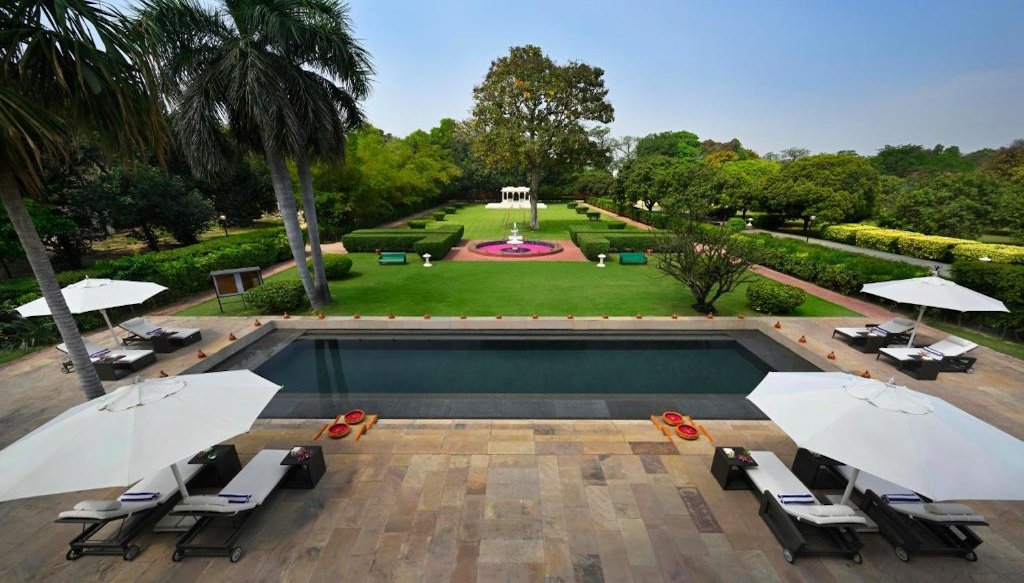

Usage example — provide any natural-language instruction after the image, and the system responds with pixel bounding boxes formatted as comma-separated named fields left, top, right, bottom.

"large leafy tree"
left=871, top=144, right=977, bottom=177
left=634, top=131, right=702, bottom=162
left=718, top=159, right=780, bottom=217
left=618, top=155, right=692, bottom=211
left=472, top=45, right=614, bottom=228
left=139, top=0, right=369, bottom=308
left=876, top=171, right=1009, bottom=239
left=0, top=0, right=166, bottom=399
left=762, top=153, right=879, bottom=231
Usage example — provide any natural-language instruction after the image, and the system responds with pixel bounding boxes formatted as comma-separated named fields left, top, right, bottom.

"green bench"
left=619, top=252, right=647, bottom=265
left=378, top=252, right=407, bottom=265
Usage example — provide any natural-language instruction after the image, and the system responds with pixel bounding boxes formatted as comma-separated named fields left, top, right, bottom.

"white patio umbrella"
left=748, top=372, right=1024, bottom=503
left=16, top=278, right=168, bottom=346
left=861, top=276, right=1008, bottom=346
left=0, top=371, right=281, bottom=502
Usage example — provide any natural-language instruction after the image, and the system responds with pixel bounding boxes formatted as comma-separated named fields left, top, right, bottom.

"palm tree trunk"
left=295, top=154, right=330, bottom=304
left=264, top=145, right=322, bottom=309
left=529, top=168, right=541, bottom=229
left=0, top=175, right=105, bottom=399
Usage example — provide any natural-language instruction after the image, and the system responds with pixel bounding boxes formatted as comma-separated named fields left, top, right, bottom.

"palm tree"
left=139, top=0, right=371, bottom=309
left=0, top=0, right=166, bottom=400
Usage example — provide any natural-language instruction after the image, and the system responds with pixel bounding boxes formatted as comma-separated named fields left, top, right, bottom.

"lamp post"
left=218, top=214, right=229, bottom=237
left=804, top=214, right=816, bottom=243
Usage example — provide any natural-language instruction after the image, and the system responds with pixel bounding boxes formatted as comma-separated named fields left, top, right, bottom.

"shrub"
left=853, top=228, right=906, bottom=253
left=746, top=279, right=806, bottom=314
left=576, top=233, right=611, bottom=261
left=575, top=206, right=589, bottom=214
left=726, top=217, right=746, bottom=232
left=951, top=261, right=1024, bottom=335
left=951, top=243, right=1024, bottom=264
left=752, top=214, right=786, bottom=230
left=308, top=255, right=353, bottom=280
left=897, top=234, right=965, bottom=262
left=341, top=225, right=464, bottom=258
left=567, top=202, right=578, bottom=209
left=413, top=234, right=454, bottom=258
left=821, top=223, right=880, bottom=245
left=586, top=211, right=601, bottom=220
left=444, top=206, right=457, bottom=214
left=242, top=280, right=309, bottom=313
left=432, top=211, right=446, bottom=221
left=607, top=222, right=626, bottom=230
left=407, top=220, right=428, bottom=229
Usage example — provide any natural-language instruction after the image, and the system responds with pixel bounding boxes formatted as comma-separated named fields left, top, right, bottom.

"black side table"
left=854, top=334, right=889, bottom=354
left=93, top=357, right=130, bottom=381
left=906, top=357, right=942, bottom=381
left=790, top=448, right=847, bottom=489
left=149, top=332, right=178, bottom=354
left=281, top=445, right=326, bottom=489
left=710, top=446, right=757, bottom=490
left=188, top=444, right=242, bottom=488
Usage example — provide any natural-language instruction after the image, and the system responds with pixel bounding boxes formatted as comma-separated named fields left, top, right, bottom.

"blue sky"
left=347, top=0, right=1024, bottom=155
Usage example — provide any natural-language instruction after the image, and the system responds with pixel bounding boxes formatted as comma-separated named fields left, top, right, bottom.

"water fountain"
left=468, top=222, right=563, bottom=258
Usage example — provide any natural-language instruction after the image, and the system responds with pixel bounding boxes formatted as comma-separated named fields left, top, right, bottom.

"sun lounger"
left=877, top=335, right=978, bottom=376
left=119, top=317, right=201, bottom=351
left=55, top=460, right=204, bottom=561
left=57, top=340, right=156, bottom=379
left=743, top=451, right=866, bottom=564
left=830, top=466, right=986, bottom=562
left=169, top=449, right=291, bottom=562
left=832, top=318, right=915, bottom=351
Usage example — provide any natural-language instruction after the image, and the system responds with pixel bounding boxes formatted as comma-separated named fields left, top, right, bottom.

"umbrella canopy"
left=748, top=372, right=1024, bottom=502
left=861, top=276, right=1009, bottom=345
left=0, top=371, right=281, bottom=503
left=16, top=278, right=168, bottom=345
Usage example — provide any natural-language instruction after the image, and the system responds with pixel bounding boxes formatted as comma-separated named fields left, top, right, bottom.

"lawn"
left=0, top=347, right=40, bottom=366
left=177, top=253, right=858, bottom=318
left=928, top=322, right=1024, bottom=362
left=423, top=203, right=637, bottom=240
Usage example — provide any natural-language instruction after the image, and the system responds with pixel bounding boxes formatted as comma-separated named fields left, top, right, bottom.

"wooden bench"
left=619, top=252, right=647, bottom=265
left=378, top=252, right=407, bottom=265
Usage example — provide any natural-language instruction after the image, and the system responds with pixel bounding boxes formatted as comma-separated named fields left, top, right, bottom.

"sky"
left=344, top=0, right=1024, bottom=155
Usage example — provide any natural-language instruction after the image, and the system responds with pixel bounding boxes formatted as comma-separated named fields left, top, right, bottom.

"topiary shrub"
left=308, top=255, right=353, bottom=280
left=432, top=211, right=446, bottom=221
left=407, top=220, right=428, bottom=229
left=951, top=242, right=1024, bottom=264
left=607, top=222, right=626, bottom=230
left=746, top=279, right=806, bottom=314
left=567, top=201, right=578, bottom=209
left=726, top=217, right=746, bottom=232
left=444, top=206, right=457, bottom=214
left=586, top=211, right=601, bottom=221
left=575, top=206, right=589, bottom=214
left=243, top=280, right=309, bottom=313
left=854, top=228, right=905, bottom=253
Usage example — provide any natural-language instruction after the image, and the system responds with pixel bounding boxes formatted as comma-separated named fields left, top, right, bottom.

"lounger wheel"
left=895, top=546, right=910, bottom=562
left=852, top=553, right=862, bottom=564
left=172, top=549, right=185, bottom=562
left=229, top=547, right=243, bottom=563
left=782, top=548, right=795, bottom=563
left=964, top=551, right=978, bottom=562
left=123, top=545, right=140, bottom=561
left=66, top=549, right=81, bottom=561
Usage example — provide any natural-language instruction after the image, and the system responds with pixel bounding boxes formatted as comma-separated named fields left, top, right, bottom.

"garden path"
left=752, top=229, right=950, bottom=276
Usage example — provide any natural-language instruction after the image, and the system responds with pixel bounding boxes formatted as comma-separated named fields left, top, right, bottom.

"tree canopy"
left=762, top=154, right=879, bottom=225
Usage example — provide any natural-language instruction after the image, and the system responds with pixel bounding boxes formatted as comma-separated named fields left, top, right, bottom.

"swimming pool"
left=210, top=329, right=819, bottom=419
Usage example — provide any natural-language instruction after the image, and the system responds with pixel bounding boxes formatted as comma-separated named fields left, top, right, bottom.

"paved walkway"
left=752, top=229, right=950, bottom=276
left=445, top=240, right=588, bottom=262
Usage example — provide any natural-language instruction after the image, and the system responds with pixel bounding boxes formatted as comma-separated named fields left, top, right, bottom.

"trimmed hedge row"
left=950, top=261, right=1024, bottom=335
left=585, top=197, right=675, bottom=229
left=570, top=227, right=664, bottom=260
left=740, top=233, right=929, bottom=295
left=822, top=224, right=1024, bottom=264
left=746, top=279, right=806, bottom=315
left=341, top=225, right=465, bottom=259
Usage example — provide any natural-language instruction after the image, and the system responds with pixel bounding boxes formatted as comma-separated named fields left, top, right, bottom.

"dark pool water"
left=254, top=335, right=771, bottom=396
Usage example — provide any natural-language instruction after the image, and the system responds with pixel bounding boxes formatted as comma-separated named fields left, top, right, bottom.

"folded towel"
left=90, top=348, right=111, bottom=358
left=120, top=492, right=159, bottom=502
left=74, top=500, right=122, bottom=512
left=809, top=505, right=856, bottom=517
left=146, top=327, right=164, bottom=336
left=923, top=347, right=945, bottom=358
left=778, top=493, right=815, bottom=505
left=869, top=326, right=888, bottom=335
left=218, top=493, right=253, bottom=504
left=883, top=494, right=922, bottom=504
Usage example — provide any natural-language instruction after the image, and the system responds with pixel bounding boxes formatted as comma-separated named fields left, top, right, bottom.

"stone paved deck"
left=0, top=316, right=1022, bottom=582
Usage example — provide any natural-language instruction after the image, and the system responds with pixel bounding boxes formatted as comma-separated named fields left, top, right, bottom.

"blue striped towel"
left=777, top=493, right=816, bottom=505
left=869, top=326, right=888, bottom=335
left=883, top=494, right=922, bottom=504
left=90, top=348, right=111, bottom=358
left=120, top=492, right=159, bottom=502
left=923, top=347, right=944, bottom=358
left=218, top=493, right=252, bottom=504
left=146, top=328, right=164, bottom=337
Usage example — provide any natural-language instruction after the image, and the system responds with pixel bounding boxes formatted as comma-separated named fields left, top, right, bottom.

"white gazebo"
left=485, top=186, right=547, bottom=209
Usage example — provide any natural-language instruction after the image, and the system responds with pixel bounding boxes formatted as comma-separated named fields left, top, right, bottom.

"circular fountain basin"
left=469, top=240, right=564, bottom=258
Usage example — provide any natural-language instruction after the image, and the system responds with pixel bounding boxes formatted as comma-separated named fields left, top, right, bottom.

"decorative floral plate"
left=344, top=409, right=366, bottom=424
left=327, top=423, right=351, bottom=439
left=662, top=411, right=684, bottom=426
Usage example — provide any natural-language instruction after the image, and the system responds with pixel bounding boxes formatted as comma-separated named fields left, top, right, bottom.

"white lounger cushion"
left=173, top=450, right=289, bottom=515
left=74, top=500, right=122, bottom=512
left=881, top=335, right=978, bottom=362
left=746, top=452, right=867, bottom=526
left=121, top=317, right=199, bottom=340
left=57, top=340, right=154, bottom=364
left=835, top=318, right=916, bottom=339
left=890, top=503, right=986, bottom=524
left=809, top=505, right=856, bottom=518
left=57, top=459, right=204, bottom=521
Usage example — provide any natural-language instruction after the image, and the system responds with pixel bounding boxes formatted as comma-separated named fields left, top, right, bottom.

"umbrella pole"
left=170, top=464, right=190, bottom=499
left=907, top=305, right=926, bottom=346
left=840, top=468, right=860, bottom=506
left=100, top=309, right=121, bottom=346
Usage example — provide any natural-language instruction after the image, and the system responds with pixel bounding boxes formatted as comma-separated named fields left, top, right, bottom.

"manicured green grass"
left=177, top=253, right=858, bottom=318
left=422, top=203, right=633, bottom=240
left=928, top=322, right=1024, bottom=362
left=0, top=347, right=39, bottom=366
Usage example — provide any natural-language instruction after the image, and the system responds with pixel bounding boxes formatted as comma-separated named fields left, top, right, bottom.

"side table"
left=281, top=445, right=326, bottom=489
left=149, top=332, right=177, bottom=354
left=188, top=444, right=242, bottom=488
left=710, top=446, right=757, bottom=490
left=906, top=357, right=942, bottom=381
left=790, top=448, right=847, bottom=489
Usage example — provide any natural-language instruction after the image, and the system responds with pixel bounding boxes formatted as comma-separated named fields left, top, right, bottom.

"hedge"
left=407, top=220, right=428, bottom=229
left=570, top=227, right=664, bottom=260
left=950, top=261, right=1024, bottom=335
left=341, top=225, right=465, bottom=259
left=575, top=206, right=589, bottom=214
left=308, top=255, right=353, bottom=280
left=823, top=223, right=1024, bottom=264
left=607, top=222, right=626, bottom=230
left=746, top=279, right=806, bottom=315
left=242, top=280, right=309, bottom=313
left=432, top=211, right=446, bottom=221
left=586, top=197, right=675, bottom=229
left=741, top=233, right=929, bottom=295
